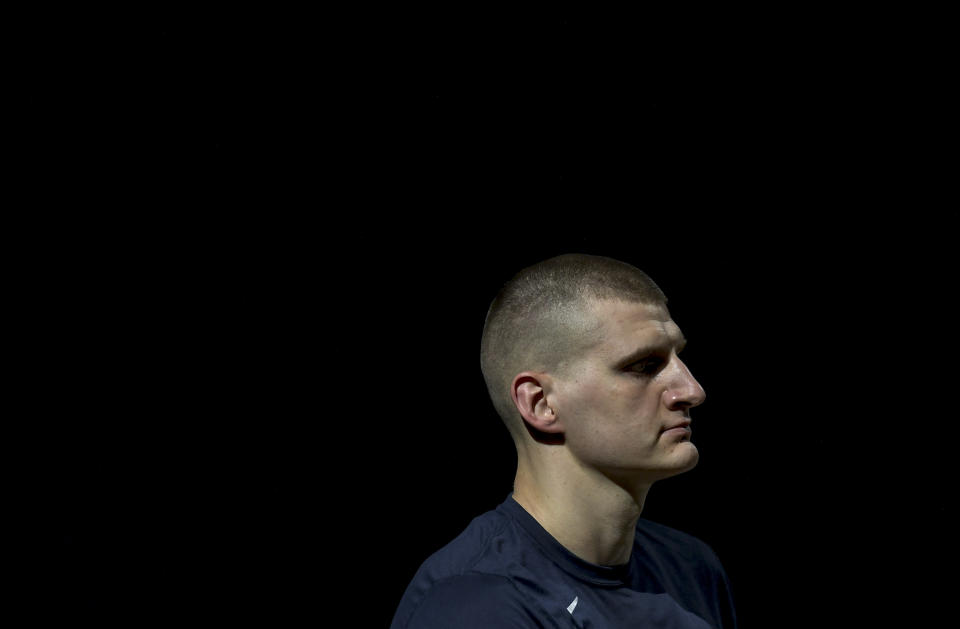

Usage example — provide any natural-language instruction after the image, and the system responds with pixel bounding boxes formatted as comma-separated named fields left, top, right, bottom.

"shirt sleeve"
left=399, top=573, right=544, bottom=629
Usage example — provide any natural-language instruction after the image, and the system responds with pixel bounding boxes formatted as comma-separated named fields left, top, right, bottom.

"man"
left=391, top=254, right=737, bottom=628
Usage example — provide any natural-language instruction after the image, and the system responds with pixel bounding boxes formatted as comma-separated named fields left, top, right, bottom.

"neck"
left=512, top=448, right=652, bottom=567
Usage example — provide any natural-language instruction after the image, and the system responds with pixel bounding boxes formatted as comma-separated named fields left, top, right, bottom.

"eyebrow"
left=616, top=335, right=687, bottom=368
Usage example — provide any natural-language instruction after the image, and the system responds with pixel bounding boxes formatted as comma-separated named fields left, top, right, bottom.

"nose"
left=663, top=357, right=706, bottom=411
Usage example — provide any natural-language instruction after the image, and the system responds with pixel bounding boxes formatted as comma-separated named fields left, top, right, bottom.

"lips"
left=662, top=419, right=692, bottom=433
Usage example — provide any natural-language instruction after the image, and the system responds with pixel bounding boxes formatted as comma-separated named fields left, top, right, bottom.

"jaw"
left=599, top=440, right=700, bottom=491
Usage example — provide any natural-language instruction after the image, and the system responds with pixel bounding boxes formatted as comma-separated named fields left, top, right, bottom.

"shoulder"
left=635, top=518, right=738, bottom=628
left=415, top=506, right=514, bottom=577
left=392, top=506, right=546, bottom=628
left=635, top=518, right=727, bottom=571
left=395, top=573, right=543, bottom=629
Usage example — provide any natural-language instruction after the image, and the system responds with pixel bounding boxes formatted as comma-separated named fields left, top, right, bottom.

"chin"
left=601, top=443, right=700, bottom=484
left=657, top=442, right=700, bottom=478
left=677, top=445, right=700, bottom=472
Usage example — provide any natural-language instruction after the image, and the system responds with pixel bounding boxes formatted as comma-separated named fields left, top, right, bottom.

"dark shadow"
left=524, top=422, right=566, bottom=445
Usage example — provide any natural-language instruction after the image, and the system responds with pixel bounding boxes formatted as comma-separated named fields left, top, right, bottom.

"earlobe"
left=511, top=372, right=563, bottom=435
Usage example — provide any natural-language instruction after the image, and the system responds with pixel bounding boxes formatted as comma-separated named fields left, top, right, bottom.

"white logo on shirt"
left=566, top=596, right=579, bottom=614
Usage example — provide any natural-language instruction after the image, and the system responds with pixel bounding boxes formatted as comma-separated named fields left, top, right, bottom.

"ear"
left=510, top=371, right=563, bottom=436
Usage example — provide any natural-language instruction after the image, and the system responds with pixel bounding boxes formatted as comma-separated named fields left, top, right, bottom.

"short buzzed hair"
left=480, top=253, right=668, bottom=439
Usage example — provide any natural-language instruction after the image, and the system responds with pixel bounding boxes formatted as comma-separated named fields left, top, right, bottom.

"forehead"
left=584, top=299, right=682, bottom=355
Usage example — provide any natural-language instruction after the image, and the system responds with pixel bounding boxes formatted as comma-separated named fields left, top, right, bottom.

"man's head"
left=480, top=253, right=705, bottom=482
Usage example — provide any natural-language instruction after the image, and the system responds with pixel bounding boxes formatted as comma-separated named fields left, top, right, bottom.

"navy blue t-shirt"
left=391, top=494, right=736, bottom=628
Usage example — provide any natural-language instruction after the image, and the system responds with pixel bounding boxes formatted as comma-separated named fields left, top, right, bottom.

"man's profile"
left=391, top=254, right=737, bottom=628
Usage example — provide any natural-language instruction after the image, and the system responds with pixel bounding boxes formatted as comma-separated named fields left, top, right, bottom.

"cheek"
left=561, top=378, right=660, bottom=437
left=605, top=378, right=660, bottom=419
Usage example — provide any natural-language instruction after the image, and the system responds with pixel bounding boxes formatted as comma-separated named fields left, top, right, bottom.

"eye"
left=627, top=356, right=666, bottom=377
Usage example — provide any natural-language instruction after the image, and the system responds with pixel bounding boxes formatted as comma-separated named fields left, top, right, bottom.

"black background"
left=37, top=7, right=954, bottom=627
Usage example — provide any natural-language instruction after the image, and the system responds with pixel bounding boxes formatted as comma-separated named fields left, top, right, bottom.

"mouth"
left=661, top=420, right=692, bottom=436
